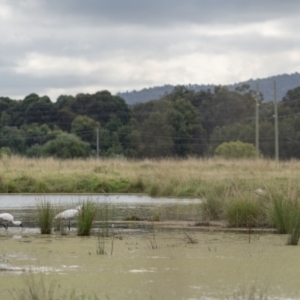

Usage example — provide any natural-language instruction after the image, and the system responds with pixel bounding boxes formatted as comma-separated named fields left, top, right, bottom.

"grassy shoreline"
left=2, top=156, right=300, bottom=237
left=1, top=155, right=299, bottom=196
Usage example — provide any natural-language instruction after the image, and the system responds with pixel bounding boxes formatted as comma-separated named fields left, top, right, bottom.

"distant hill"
left=117, top=72, right=300, bottom=105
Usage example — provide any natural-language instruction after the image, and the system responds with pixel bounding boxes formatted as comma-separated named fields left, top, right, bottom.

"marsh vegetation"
left=2, top=157, right=300, bottom=298
left=36, top=200, right=55, bottom=234
left=2, top=157, right=300, bottom=242
left=0, top=156, right=299, bottom=197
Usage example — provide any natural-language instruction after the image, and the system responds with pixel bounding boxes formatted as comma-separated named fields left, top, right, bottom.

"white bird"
left=254, top=188, right=266, bottom=196
left=0, top=213, right=23, bottom=230
left=55, top=205, right=83, bottom=230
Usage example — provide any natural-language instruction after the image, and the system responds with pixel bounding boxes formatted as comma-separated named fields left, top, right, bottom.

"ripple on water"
left=128, top=269, right=157, bottom=273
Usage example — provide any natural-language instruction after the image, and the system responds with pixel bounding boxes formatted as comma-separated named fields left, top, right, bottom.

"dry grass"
left=1, top=156, right=300, bottom=197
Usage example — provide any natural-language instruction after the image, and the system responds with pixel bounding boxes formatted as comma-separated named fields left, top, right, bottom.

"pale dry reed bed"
left=3, top=156, right=300, bottom=242
left=1, top=155, right=300, bottom=196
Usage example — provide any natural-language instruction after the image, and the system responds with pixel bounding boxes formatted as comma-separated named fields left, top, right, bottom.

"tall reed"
left=224, top=192, right=266, bottom=227
left=3, top=156, right=300, bottom=198
left=96, top=203, right=113, bottom=255
left=36, top=200, right=55, bottom=234
left=200, top=182, right=229, bottom=221
left=77, top=200, right=97, bottom=236
left=267, top=183, right=300, bottom=245
left=286, top=210, right=300, bottom=245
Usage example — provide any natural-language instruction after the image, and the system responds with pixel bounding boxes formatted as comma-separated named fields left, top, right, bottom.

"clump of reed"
left=96, top=203, right=114, bottom=255
left=200, top=184, right=228, bottom=221
left=77, top=200, right=97, bottom=236
left=267, top=184, right=300, bottom=245
left=224, top=193, right=265, bottom=228
left=36, top=200, right=55, bottom=234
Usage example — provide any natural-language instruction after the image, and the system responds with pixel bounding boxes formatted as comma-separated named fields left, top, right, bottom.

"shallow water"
left=0, top=194, right=202, bottom=229
left=0, top=230, right=299, bottom=300
left=1, top=195, right=299, bottom=299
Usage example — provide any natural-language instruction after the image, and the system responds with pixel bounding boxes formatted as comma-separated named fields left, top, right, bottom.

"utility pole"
left=255, top=83, right=260, bottom=159
left=274, top=80, right=279, bottom=162
left=96, top=127, right=99, bottom=159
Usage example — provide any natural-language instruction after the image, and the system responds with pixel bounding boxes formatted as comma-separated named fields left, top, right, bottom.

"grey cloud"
left=1, top=0, right=300, bottom=101
left=36, top=0, right=300, bottom=26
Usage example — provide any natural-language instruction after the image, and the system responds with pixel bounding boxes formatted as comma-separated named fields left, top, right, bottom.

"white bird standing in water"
left=0, top=213, right=23, bottom=230
left=55, top=205, right=83, bottom=230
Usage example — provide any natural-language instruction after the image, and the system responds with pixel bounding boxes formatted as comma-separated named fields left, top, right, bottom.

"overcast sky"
left=1, top=0, right=300, bottom=101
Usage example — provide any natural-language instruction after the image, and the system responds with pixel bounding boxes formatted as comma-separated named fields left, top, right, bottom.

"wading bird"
left=55, top=205, right=83, bottom=231
left=254, top=188, right=266, bottom=196
left=0, top=213, right=23, bottom=230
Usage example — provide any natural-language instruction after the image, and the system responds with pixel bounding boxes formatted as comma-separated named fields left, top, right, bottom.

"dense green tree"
left=117, top=118, right=141, bottom=157
left=258, top=121, right=275, bottom=158
left=0, top=112, right=10, bottom=127
left=199, top=87, right=256, bottom=135
left=278, top=118, right=300, bottom=159
left=105, top=131, right=123, bottom=157
left=0, top=147, right=12, bottom=157
left=41, top=133, right=90, bottom=158
left=0, top=97, right=17, bottom=113
left=25, top=96, right=57, bottom=126
left=173, top=98, right=206, bottom=155
left=99, top=129, right=112, bottom=153
left=57, top=107, right=77, bottom=132
left=132, top=98, right=171, bottom=124
left=105, top=115, right=123, bottom=132
left=0, top=126, right=26, bottom=153
left=21, top=123, right=62, bottom=148
left=166, top=108, right=191, bottom=157
left=1, top=84, right=300, bottom=160
left=215, top=141, right=256, bottom=159
left=55, top=95, right=75, bottom=110
left=140, top=112, right=174, bottom=158
left=71, top=115, right=100, bottom=150
left=73, top=91, right=131, bottom=126
left=210, top=123, right=254, bottom=154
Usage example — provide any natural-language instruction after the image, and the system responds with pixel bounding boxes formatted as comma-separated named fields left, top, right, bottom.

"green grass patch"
left=267, top=184, right=300, bottom=244
left=125, top=176, right=145, bottom=193
left=224, top=195, right=264, bottom=227
left=36, top=200, right=55, bottom=234
left=77, top=200, right=97, bottom=236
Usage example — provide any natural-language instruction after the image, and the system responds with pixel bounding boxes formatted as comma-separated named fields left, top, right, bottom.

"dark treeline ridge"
left=1, top=84, right=300, bottom=159
left=118, top=73, right=300, bottom=105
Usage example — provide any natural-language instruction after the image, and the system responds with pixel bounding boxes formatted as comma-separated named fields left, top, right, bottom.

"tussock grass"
left=224, top=193, right=265, bottom=227
left=1, top=156, right=300, bottom=198
left=96, top=203, right=114, bottom=255
left=77, top=200, right=97, bottom=236
left=267, top=182, right=300, bottom=244
left=4, top=156, right=300, bottom=236
left=36, top=200, right=55, bottom=234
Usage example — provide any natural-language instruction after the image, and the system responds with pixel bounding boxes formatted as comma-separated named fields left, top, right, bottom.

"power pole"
left=96, top=127, right=99, bottom=159
left=255, top=83, right=260, bottom=159
left=274, top=80, right=279, bottom=162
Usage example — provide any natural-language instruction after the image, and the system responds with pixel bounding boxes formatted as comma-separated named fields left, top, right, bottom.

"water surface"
left=0, top=194, right=202, bottom=230
left=0, top=230, right=298, bottom=300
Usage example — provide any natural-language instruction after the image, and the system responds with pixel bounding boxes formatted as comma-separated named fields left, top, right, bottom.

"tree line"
left=0, top=85, right=300, bottom=159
